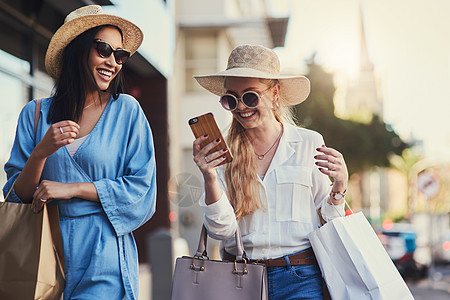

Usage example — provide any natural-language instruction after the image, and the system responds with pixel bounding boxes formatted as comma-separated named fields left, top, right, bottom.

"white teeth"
left=240, top=111, right=256, bottom=118
left=98, top=69, right=112, bottom=77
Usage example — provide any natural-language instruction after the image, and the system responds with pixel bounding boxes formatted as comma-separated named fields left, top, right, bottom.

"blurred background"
left=0, top=0, right=448, bottom=299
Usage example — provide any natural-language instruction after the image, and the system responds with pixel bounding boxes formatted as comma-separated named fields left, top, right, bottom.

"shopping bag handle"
left=196, top=225, right=246, bottom=261
left=330, top=198, right=354, bottom=217
left=1, top=184, right=15, bottom=207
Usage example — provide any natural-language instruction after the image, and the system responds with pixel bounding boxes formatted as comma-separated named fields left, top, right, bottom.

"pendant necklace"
left=254, top=125, right=283, bottom=160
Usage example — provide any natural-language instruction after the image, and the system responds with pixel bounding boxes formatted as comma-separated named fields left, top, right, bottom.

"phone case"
left=188, top=112, right=233, bottom=166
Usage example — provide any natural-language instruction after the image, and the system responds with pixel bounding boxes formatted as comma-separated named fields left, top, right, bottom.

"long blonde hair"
left=224, top=79, right=295, bottom=220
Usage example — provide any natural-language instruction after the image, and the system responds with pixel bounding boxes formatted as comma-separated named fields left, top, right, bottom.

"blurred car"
left=377, top=222, right=428, bottom=280
left=434, top=230, right=450, bottom=264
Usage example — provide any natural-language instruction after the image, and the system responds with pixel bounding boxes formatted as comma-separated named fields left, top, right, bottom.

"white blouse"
left=200, top=123, right=345, bottom=260
left=66, top=135, right=89, bottom=157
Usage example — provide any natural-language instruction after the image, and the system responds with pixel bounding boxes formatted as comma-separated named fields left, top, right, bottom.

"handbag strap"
left=34, top=98, right=41, bottom=145
left=2, top=99, right=41, bottom=205
left=196, top=225, right=246, bottom=261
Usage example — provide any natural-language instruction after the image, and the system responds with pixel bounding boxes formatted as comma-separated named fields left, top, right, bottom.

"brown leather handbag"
left=171, top=225, right=268, bottom=300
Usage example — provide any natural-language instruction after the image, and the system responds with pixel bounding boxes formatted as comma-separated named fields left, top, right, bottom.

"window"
left=0, top=49, right=52, bottom=195
left=185, top=32, right=218, bottom=92
left=0, top=50, right=31, bottom=191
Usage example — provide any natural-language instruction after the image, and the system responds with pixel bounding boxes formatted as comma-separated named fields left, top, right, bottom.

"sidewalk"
left=407, top=273, right=450, bottom=299
left=408, top=283, right=450, bottom=300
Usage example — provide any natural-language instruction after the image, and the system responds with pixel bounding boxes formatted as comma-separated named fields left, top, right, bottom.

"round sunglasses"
left=219, top=88, right=271, bottom=111
left=93, top=39, right=130, bottom=65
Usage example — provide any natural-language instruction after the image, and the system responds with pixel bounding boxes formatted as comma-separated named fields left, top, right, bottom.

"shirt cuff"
left=199, top=191, right=234, bottom=219
left=321, top=200, right=345, bottom=222
left=199, top=191, right=237, bottom=239
left=4, top=186, right=24, bottom=203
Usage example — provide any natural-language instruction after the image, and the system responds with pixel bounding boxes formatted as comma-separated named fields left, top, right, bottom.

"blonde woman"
left=192, top=44, right=348, bottom=299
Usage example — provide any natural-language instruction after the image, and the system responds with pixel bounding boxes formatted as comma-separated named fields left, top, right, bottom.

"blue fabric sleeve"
left=93, top=104, right=157, bottom=236
left=3, top=100, right=39, bottom=203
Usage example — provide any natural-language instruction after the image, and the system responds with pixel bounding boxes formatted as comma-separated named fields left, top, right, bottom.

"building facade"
left=334, top=7, right=409, bottom=222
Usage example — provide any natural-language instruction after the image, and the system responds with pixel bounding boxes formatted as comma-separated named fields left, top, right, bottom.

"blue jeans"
left=267, top=248, right=324, bottom=300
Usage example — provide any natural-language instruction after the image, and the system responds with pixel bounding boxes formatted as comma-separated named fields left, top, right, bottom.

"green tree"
left=294, top=58, right=409, bottom=175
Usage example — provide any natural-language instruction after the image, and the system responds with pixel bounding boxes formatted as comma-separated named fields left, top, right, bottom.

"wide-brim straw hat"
left=45, top=5, right=143, bottom=79
left=194, top=44, right=310, bottom=106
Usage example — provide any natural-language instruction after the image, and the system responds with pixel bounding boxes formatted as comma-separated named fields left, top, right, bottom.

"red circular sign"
left=417, top=171, right=440, bottom=198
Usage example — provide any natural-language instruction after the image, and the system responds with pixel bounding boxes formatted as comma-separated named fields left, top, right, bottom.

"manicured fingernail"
left=314, top=155, right=318, bottom=159
left=216, top=138, right=220, bottom=142
left=223, top=148, right=227, bottom=152
left=203, top=134, right=208, bottom=137
left=316, top=148, right=320, bottom=151
left=315, top=162, right=319, bottom=165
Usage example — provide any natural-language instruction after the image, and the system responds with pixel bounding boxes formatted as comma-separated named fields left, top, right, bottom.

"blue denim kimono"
left=3, top=95, right=157, bottom=299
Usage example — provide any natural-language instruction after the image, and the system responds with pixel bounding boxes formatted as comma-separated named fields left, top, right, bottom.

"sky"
left=272, top=0, right=450, bottom=163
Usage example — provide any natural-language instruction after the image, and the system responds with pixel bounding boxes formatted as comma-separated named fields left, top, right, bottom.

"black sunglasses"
left=219, top=88, right=271, bottom=111
left=93, top=39, right=130, bottom=65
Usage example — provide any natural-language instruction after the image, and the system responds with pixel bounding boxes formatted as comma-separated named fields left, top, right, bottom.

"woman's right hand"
left=193, top=135, right=228, bottom=178
left=193, top=135, right=228, bottom=206
left=34, top=120, right=80, bottom=159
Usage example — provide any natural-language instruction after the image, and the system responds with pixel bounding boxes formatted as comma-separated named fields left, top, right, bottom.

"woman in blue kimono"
left=2, top=5, right=156, bottom=299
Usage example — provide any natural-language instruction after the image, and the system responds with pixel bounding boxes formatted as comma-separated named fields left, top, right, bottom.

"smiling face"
left=224, top=77, right=279, bottom=130
left=88, top=26, right=123, bottom=92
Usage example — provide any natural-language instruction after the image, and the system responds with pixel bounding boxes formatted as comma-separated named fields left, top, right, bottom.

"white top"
left=66, top=135, right=89, bottom=157
left=200, top=123, right=345, bottom=260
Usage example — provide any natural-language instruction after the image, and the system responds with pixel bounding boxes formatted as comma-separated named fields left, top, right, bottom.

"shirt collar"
left=264, top=122, right=303, bottom=176
left=282, top=122, right=304, bottom=143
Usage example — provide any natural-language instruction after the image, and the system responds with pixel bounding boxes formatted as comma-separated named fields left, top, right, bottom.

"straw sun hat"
left=45, top=5, right=143, bottom=79
left=194, top=44, right=311, bottom=106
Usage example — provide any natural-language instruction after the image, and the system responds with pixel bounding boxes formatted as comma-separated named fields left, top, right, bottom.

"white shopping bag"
left=308, top=212, right=414, bottom=300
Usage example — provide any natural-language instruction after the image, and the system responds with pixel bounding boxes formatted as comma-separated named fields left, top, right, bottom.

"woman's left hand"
left=314, top=145, right=348, bottom=196
left=32, top=180, right=75, bottom=213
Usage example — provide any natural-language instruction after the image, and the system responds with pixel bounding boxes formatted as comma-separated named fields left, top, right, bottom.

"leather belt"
left=222, top=248, right=318, bottom=267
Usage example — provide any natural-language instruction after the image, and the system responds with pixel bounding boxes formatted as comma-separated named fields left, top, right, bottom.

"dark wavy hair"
left=47, top=25, right=124, bottom=123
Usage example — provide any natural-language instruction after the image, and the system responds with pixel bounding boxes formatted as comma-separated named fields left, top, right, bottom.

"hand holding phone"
left=189, top=113, right=233, bottom=166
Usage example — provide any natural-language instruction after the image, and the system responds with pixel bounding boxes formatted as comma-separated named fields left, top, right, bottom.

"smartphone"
left=188, top=112, right=233, bottom=166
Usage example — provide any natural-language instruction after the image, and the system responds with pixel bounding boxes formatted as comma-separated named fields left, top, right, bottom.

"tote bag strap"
left=2, top=183, right=15, bottom=205
left=34, top=98, right=41, bottom=145
left=2, top=98, right=42, bottom=204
